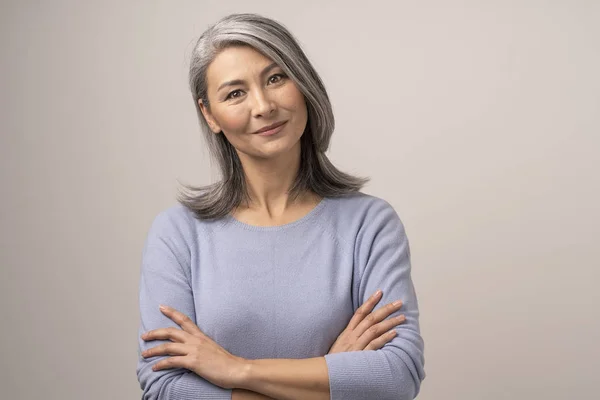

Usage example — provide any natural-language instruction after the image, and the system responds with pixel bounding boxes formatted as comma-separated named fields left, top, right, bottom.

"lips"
left=253, top=121, right=287, bottom=134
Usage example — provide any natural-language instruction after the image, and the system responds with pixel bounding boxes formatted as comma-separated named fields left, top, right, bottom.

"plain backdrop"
left=1, top=1, right=598, bottom=399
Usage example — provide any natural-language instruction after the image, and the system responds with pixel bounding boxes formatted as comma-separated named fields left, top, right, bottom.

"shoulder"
left=326, top=192, right=405, bottom=230
left=142, top=203, right=210, bottom=272
left=321, top=192, right=407, bottom=247
left=144, top=203, right=201, bottom=246
left=327, top=191, right=395, bottom=211
left=149, top=203, right=195, bottom=229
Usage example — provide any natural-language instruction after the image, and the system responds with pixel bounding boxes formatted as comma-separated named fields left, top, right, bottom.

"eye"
left=225, top=89, right=244, bottom=100
left=268, top=73, right=287, bottom=84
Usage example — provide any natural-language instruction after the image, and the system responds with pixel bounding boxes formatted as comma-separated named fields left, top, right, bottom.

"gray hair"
left=177, top=13, right=368, bottom=219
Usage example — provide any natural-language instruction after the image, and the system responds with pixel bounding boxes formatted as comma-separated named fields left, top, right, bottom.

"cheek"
left=278, top=90, right=308, bottom=130
left=217, top=108, right=248, bottom=133
left=291, top=95, right=308, bottom=130
left=280, top=86, right=306, bottom=112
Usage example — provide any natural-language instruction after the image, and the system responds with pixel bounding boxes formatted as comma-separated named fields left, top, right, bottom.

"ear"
left=198, top=99, right=222, bottom=134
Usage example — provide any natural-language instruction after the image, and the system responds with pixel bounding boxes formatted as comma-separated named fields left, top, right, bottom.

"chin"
left=247, top=138, right=302, bottom=160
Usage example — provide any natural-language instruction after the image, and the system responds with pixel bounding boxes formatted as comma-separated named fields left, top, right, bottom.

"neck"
left=236, top=143, right=309, bottom=214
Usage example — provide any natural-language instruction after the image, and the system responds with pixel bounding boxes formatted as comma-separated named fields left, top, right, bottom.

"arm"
left=137, top=207, right=268, bottom=399
left=237, top=357, right=330, bottom=400
left=321, top=199, right=425, bottom=400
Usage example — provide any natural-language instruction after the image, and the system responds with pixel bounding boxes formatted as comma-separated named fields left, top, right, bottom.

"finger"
left=364, top=329, right=397, bottom=351
left=346, top=290, right=383, bottom=331
left=151, top=355, right=190, bottom=371
left=142, top=327, right=188, bottom=343
left=160, top=305, right=204, bottom=336
left=142, top=342, right=189, bottom=358
left=354, top=299, right=403, bottom=338
left=355, top=314, right=406, bottom=349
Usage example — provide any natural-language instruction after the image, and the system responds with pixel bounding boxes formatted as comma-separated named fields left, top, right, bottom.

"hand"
left=141, top=305, right=247, bottom=389
left=328, top=290, right=405, bottom=354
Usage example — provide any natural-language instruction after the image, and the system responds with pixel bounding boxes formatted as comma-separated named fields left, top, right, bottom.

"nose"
left=251, top=87, right=276, bottom=118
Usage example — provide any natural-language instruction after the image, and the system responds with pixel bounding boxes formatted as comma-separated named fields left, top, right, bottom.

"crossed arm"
left=140, top=289, right=405, bottom=400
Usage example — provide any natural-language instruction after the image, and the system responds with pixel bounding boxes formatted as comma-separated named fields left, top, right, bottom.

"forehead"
left=206, top=46, right=275, bottom=88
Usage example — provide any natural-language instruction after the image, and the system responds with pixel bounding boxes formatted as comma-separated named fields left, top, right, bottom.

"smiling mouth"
left=254, top=121, right=288, bottom=136
left=253, top=121, right=287, bottom=134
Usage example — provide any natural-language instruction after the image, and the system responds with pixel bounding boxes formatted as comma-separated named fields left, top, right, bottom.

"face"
left=199, top=45, right=308, bottom=161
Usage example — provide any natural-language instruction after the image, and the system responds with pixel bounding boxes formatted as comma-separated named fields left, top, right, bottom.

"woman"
left=137, top=13, right=425, bottom=400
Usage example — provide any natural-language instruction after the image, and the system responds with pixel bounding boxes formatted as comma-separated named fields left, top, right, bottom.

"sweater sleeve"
left=323, top=199, right=426, bottom=400
left=136, top=207, right=232, bottom=400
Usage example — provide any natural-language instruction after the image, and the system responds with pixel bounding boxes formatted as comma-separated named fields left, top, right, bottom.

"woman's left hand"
left=141, top=305, right=248, bottom=389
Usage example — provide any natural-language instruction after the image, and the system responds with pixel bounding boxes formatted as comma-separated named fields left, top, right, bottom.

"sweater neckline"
left=223, top=196, right=329, bottom=232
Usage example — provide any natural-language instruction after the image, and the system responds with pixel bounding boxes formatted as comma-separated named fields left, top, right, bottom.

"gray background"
left=1, top=0, right=598, bottom=399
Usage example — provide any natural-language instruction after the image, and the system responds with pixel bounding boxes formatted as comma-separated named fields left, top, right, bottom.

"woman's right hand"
left=328, top=290, right=406, bottom=354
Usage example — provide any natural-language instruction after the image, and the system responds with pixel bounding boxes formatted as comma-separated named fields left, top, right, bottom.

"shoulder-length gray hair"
left=177, top=13, right=368, bottom=220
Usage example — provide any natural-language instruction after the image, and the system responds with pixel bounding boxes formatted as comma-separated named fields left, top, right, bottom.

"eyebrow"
left=216, top=62, right=280, bottom=92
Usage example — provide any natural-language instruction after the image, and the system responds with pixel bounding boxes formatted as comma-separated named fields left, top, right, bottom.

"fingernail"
left=393, top=300, right=402, bottom=306
left=159, top=305, right=167, bottom=311
left=374, top=289, right=382, bottom=297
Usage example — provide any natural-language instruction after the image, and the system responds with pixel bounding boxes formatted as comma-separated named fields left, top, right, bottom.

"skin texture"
left=141, top=46, right=407, bottom=399
left=199, top=45, right=307, bottom=162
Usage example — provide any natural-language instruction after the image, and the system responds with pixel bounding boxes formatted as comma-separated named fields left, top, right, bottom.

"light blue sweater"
left=136, top=193, right=426, bottom=399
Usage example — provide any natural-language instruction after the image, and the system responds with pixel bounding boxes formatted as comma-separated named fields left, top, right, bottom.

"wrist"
left=239, top=359, right=271, bottom=394
left=235, top=357, right=254, bottom=390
